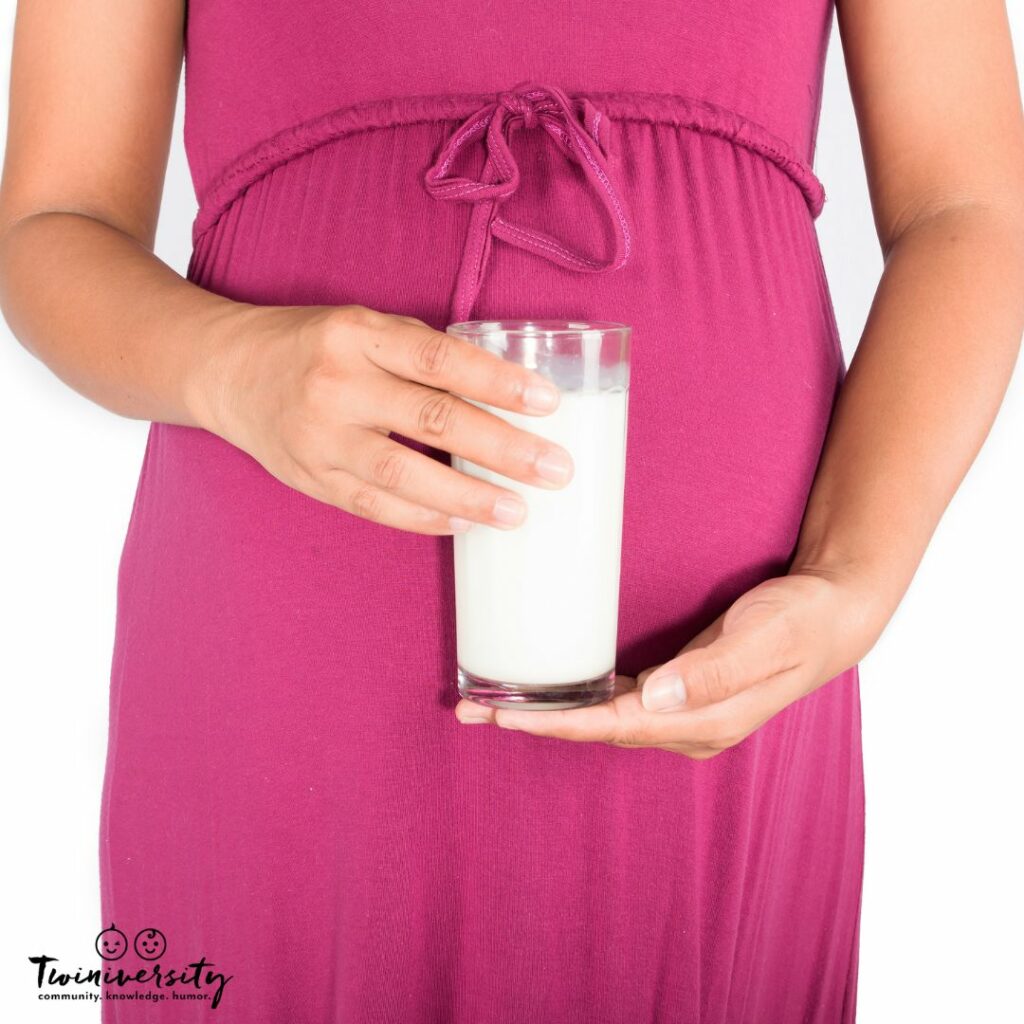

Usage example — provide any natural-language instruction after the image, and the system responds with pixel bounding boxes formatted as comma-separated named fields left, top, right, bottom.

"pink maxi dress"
left=100, top=1, right=865, bottom=1020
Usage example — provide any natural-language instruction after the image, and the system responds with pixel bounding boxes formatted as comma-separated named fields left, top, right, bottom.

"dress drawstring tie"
left=423, top=81, right=633, bottom=324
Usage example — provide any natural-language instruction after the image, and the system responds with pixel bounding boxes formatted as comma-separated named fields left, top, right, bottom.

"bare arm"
left=0, top=0, right=576, bottom=536
left=791, top=0, right=1024, bottom=619
left=0, top=0, right=230, bottom=424
left=457, top=0, right=1024, bottom=749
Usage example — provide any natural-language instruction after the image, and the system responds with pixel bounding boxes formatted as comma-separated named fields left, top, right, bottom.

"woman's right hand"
left=188, top=302, right=575, bottom=535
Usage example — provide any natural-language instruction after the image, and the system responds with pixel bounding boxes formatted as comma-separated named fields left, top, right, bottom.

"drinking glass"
left=447, top=319, right=631, bottom=710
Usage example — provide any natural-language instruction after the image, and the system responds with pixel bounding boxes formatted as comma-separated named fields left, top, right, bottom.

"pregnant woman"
left=1, top=1, right=1022, bottom=1021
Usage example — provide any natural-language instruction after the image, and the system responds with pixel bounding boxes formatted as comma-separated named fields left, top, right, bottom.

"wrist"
left=182, top=298, right=260, bottom=436
left=789, top=538, right=911, bottom=631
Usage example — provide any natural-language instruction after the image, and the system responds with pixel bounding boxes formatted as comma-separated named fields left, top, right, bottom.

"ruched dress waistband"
left=191, top=85, right=827, bottom=325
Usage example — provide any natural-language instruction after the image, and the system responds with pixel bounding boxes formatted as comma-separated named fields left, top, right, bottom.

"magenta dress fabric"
left=100, top=1, right=864, bottom=1021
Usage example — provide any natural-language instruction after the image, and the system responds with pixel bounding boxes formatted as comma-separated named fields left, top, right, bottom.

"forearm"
left=792, top=201, right=1024, bottom=620
left=0, top=210, right=247, bottom=426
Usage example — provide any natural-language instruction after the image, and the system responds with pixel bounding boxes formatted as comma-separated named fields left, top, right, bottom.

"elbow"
left=0, top=211, right=27, bottom=331
left=0, top=209, right=38, bottom=333
left=879, top=187, right=1024, bottom=264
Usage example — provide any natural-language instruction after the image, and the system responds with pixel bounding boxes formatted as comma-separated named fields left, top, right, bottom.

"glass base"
left=458, top=666, right=616, bottom=710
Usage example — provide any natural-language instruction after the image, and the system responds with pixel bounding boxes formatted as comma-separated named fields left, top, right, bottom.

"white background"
left=1, top=3, right=1021, bottom=1020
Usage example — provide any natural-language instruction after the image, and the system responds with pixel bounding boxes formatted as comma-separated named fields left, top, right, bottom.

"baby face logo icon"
left=133, top=928, right=167, bottom=961
left=95, top=924, right=128, bottom=961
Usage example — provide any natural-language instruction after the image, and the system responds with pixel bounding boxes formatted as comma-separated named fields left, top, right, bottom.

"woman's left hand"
left=454, top=569, right=887, bottom=759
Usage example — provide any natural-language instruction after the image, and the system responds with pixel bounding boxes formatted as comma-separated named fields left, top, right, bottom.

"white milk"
left=452, top=388, right=629, bottom=686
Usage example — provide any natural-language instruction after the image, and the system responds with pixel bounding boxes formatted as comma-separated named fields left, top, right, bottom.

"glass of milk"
left=447, top=320, right=631, bottom=710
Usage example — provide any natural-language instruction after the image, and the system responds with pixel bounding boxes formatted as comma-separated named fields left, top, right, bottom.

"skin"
left=1, top=2, right=1023, bottom=758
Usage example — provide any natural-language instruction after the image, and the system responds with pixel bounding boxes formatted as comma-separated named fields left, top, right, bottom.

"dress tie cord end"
left=423, top=81, right=634, bottom=324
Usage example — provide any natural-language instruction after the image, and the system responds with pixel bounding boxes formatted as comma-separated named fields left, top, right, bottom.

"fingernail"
left=449, top=516, right=474, bottom=533
left=456, top=704, right=491, bottom=724
left=523, top=383, right=560, bottom=412
left=642, top=672, right=687, bottom=712
left=534, top=449, right=574, bottom=484
left=492, top=495, right=526, bottom=527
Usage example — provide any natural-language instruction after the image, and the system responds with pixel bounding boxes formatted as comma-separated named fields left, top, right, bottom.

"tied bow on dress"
left=423, top=81, right=634, bottom=324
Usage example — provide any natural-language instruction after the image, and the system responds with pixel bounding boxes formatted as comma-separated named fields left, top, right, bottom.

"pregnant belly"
left=117, top=107, right=844, bottom=743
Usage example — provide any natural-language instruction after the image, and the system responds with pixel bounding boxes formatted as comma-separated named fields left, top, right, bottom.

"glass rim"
left=447, top=319, right=631, bottom=337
